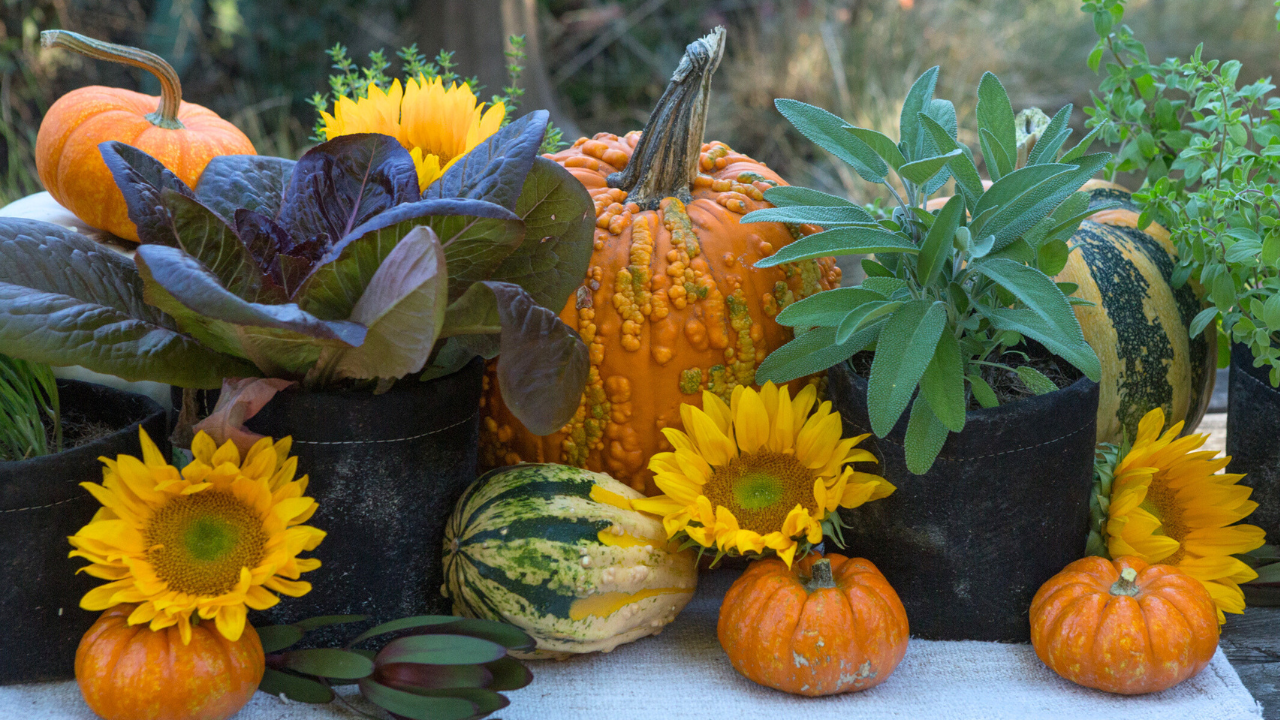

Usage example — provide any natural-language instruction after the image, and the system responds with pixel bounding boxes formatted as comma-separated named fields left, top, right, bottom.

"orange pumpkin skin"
left=37, top=86, right=254, bottom=242
left=717, top=553, right=909, bottom=696
left=75, top=604, right=265, bottom=720
left=1029, top=556, right=1219, bottom=695
left=480, top=131, right=839, bottom=493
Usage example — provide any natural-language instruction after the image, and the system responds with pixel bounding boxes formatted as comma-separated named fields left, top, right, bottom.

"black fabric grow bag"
left=1227, top=342, right=1280, bottom=538
left=829, top=361, right=1098, bottom=642
left=245, top=358, right=484, bottom=641
left=0, top=380, right=168, bottom=684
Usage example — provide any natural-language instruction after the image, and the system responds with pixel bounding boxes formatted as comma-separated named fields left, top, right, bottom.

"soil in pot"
left=832, top=348, right=1099, bottom=642
left=244, top=358, right=484, bottom=644
left=1227, top=342, right=1280, bottom=539
left=0, top=380, right=169, bottom=684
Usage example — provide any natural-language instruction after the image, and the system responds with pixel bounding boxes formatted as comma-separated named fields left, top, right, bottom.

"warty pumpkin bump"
left=36, top=31, right=255, bottom=243
left=479, top=28, right=839, bottom=494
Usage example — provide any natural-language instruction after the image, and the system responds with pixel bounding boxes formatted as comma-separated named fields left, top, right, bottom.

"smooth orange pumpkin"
left=479, top=29, right=839, bottom=494
left=1029, top=556, right=1219, bottom=695
left=75, top=604, right=265, bottom=720
left=36, top=30, right=255, bottom=242
left=717, top=553, right=909, bottom=696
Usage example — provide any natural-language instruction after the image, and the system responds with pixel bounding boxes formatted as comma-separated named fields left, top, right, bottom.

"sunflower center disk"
left=1142, top=474, right=1189, bottom=565
left=704, top=451, right=817, bottom=536
left=145, top=490, right=268, bottom=596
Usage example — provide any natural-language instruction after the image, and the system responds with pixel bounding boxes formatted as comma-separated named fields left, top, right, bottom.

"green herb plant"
left=0, top=354, right=60, bottom=461
left=1084, top=0, right=1280, bottom=386
left=307, top=38, right=565, bottom=153
left=255, top=614, right=534, bottom=720
left=750, top=67, right=1105, bottom=474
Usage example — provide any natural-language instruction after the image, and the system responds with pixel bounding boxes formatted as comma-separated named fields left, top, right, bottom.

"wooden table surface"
left=1196, top=405, right=1279, bottom=718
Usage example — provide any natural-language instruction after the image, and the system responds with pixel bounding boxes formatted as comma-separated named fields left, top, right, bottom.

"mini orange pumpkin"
left=75, top=604, right=264, bottom=720
left=717, top=553, right=909, bottom=696
left=36, top=30, right=255, bottom=242
left=1030, top=556, right=1219, bottom=695
left=480, top=28, right=838, bottom=494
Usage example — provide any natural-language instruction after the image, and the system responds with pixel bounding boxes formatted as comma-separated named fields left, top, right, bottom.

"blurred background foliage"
left=2, top=0, right=1278, bottom=206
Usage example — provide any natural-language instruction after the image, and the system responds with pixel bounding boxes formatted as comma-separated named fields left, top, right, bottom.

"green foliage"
left=1084, top=0, right=1280, bottom=386
left=307, top=38, right=565, bottom=154
left=256, top=614, right=534, bottom=720
left=0, top=354, right=60, bottom=461
left=752, top=68, right=1104, bottom=474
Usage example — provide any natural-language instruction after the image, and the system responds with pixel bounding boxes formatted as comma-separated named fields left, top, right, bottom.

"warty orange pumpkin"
left=36, top=31, right=255, bottom=242
left=1029, top=555, right=1219, bottom=695
left=479, top=28, right=839, bottom=494
left=75, top=603, right=264, bottom=720
left=717, top=553, right=908, bottom=696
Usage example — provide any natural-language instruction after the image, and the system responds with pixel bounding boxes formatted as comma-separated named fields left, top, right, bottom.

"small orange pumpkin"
left=480, top=29, right=838, bottom=494
left=75, top=604, right=264, bottom=720
left=1030, top=556, right=1219, bottom=695
left=717, top=553, right=909, bottom=696
left=36, top=30, right=255, bottom=242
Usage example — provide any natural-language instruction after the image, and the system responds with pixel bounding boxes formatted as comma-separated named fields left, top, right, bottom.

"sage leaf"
left=775, top=287, right=886, bottom=328
left=918, top=331, right=966, bottom=432
left=762, top=186, right=859, bottom=208
left=917, top=194, right=964, bottom=287
left=776, top=99, right=887, bottom=182
left=754, top=227, right=918, bottom=268
left=867, top=299, right=948, bottom=437
left=1016, top=366, right=1059, bottom=395
left=904, top=395, right=951, bottom=475
left=755, top=323, right=883, bottom=385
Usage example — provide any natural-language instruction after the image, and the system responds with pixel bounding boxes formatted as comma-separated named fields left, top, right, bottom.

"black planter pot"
left=244, top=359, right=484, bottom=643
left=0, top=380, right=168, bottom=684
left=1227, top=342, right=1280, bottom=538
left=829, top=361, right=1099, bottom=642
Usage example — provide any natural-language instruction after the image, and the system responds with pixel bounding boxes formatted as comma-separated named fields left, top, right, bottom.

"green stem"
left=1109, top=567, right=1141, bottom=596
left=41, top=30, right=185, bottom=130
left=607, top=28, right=724, bottom=210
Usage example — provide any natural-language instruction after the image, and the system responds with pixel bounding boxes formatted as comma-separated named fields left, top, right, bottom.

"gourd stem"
left=606, top=27, right=725, bottom=210
left=1109, top=567, right=1141, bottom=597
left=804, top=559, right=838, bottom=591
left=41, top=30, right=185, bottom=130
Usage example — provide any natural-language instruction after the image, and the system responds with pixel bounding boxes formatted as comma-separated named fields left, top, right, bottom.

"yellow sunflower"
left=319, top=75, right=507, bottom=191
left=631, top=383, right=894, bottom=567
left=68, top=430, right=325, bottom=644
left=1097, top=407, right=1265, bottom=622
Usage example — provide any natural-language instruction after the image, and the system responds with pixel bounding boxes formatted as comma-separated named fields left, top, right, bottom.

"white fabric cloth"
left=0, top=570, right=1261, bottom=720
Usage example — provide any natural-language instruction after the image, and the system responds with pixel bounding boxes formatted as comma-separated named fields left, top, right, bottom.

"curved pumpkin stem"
left=1109, top=567, right=1141, bottom=597
left=607, top=26, right=725, bottom=210
left=803, top=558, right=838, bottom=592
left=41, top=30, right=185, bottom=130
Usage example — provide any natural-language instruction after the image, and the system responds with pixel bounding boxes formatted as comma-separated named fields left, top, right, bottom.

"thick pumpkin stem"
left=1109, top=567, right=1141, bottom=597
left=607, top=26, right=725, bottom=210
left=41, top=30, right=185, bottom=130
left=804, top=559, right=838, bottom=592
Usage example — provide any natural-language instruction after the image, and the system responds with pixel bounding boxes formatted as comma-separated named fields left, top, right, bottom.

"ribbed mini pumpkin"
left=479, top=29, right=838, bottom=494
left=441, top=463, right=698, bottom=658
left=1055, top=180, right=1215, bottom=444
left=75, top=604, right=264, bottom=720
left=36, top=31, right=255, bottom=242
left=718, top=553, right=908, bottom=696
left=1030, top=556, right=1219, bottom=695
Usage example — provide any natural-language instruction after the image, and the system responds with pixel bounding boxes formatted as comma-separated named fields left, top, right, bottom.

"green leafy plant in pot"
left=0, top=354, right=169, bottom=683
left=750, top=67, right=1106, bottom=640
left=0, top=110, right=595, bottom=633
left=1082, top=0, right=1280, bottom=555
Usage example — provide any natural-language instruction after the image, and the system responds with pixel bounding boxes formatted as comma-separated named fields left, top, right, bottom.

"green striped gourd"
left=442, top=464, right=697, bottom=658
left=1055, top=180, right=1216, bottom=444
